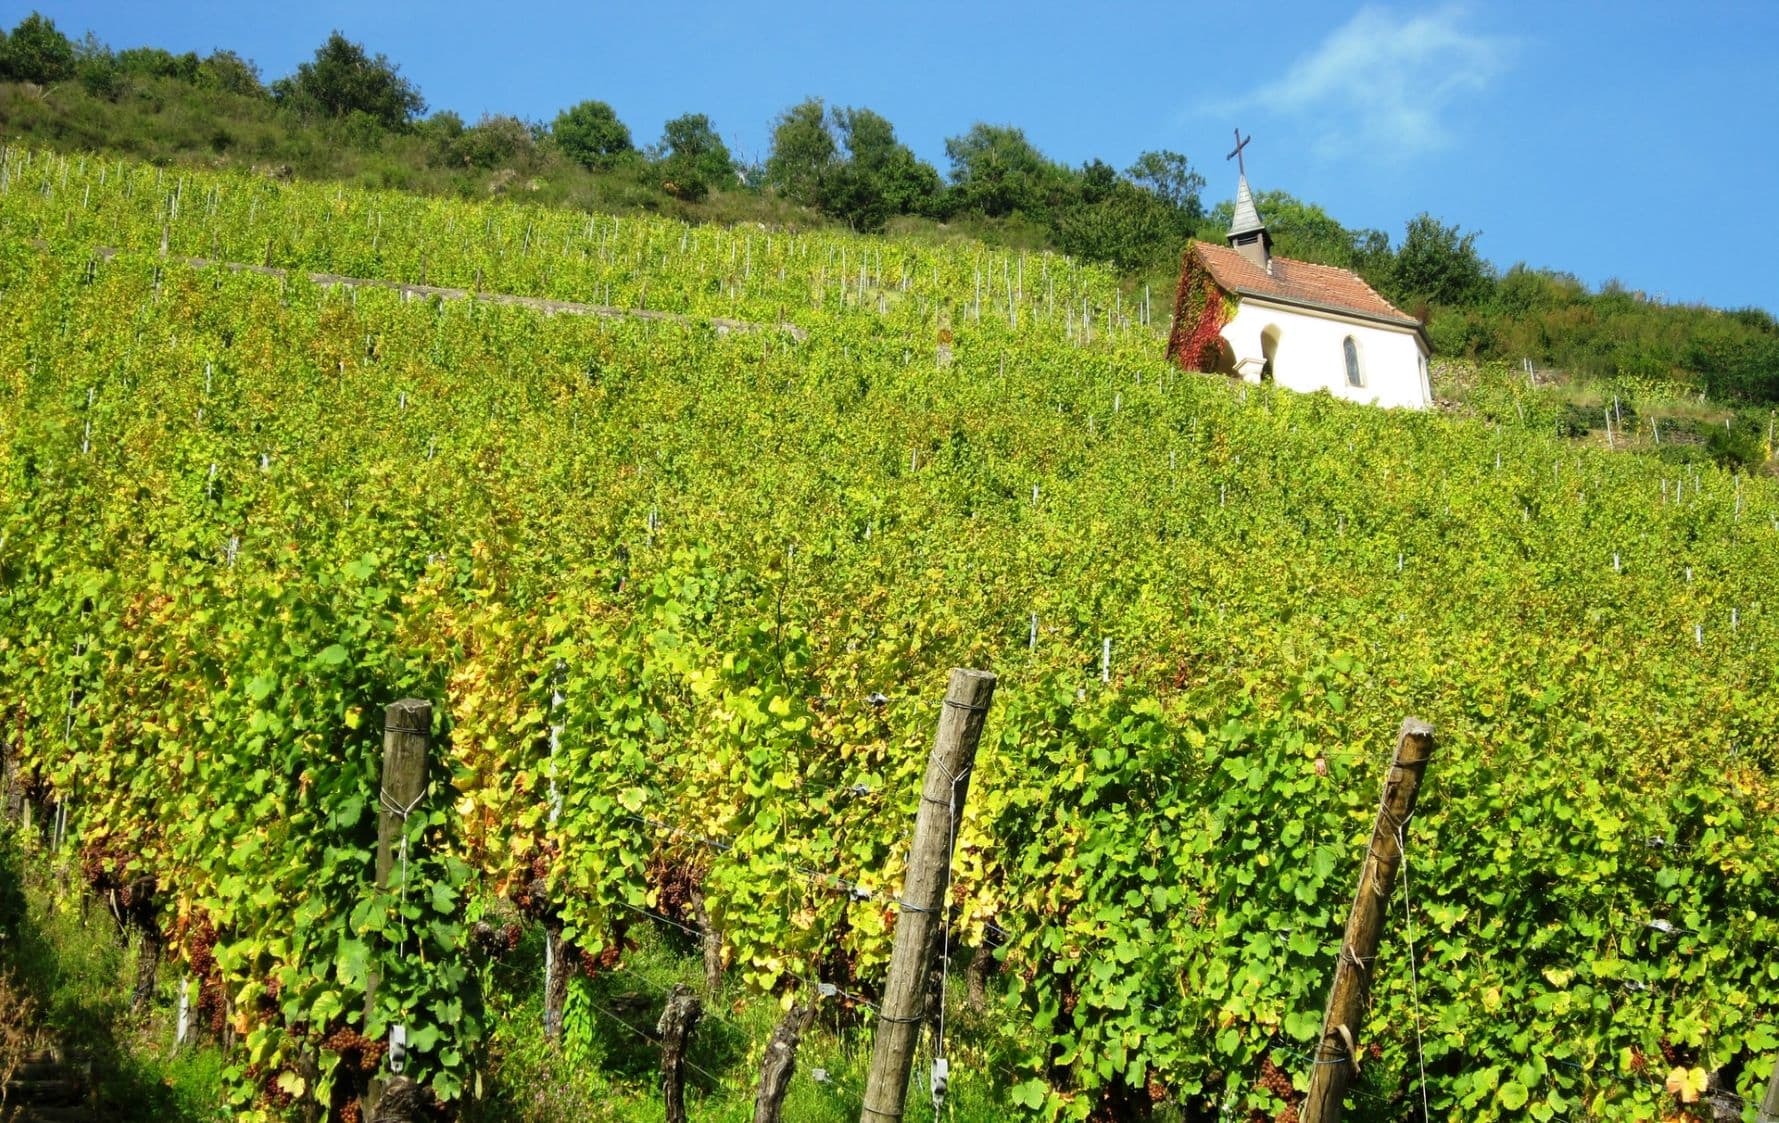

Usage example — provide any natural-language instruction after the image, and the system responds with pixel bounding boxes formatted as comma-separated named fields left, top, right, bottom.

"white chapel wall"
left=1219, top=300, right=1429, bottom=410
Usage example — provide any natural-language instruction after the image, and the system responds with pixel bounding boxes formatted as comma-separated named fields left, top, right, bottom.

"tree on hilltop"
left=553, top=100, right=632, bottom=170
left=196, top=50, right=264, bottom=98
left=1393, top=213, right=1493, bottom=307
left=943, top=123, right=1067, bottom=220
left=654, top=113, right=732, bottom=200
left=1054, top=159, right=1183, bottom=271
left=1125, top=149, right=1205, bottom=219
left=272, top=31, right=423, bottom=130
left=824, top=106, right=940, bottom=231
left=765, top=98, right=837, bottom=208
left=1, top=12, right=76, bottom=85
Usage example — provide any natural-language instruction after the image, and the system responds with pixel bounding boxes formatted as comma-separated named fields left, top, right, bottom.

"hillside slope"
left=2, top=147, right=1777, bottom=1122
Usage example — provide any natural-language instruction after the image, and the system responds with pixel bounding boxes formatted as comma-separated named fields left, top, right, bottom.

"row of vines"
left=0, top=144, right=1145, bottom=342
left=0, top=146, right=1776, bottom=1121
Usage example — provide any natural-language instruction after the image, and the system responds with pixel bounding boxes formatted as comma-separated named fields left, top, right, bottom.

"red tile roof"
left=1193, top=240, right=1421, bottom=329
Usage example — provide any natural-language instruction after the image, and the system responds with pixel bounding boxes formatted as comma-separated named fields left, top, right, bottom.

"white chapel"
left=1167, top=146, right=1432, bottom=410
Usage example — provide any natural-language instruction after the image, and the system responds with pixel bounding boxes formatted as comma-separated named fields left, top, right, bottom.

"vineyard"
left=1, top=144, right=1777, bottom=1122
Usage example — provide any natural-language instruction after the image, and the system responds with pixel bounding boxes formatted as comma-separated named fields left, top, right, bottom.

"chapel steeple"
left=1224, top=129, right=1272, bottom=270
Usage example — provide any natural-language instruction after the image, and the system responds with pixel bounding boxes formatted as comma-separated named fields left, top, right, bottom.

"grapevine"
left=0, top=145, right=1774, bottom=1121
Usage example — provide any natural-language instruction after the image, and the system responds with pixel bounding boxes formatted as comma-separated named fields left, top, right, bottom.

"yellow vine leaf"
left=1664, top=1065, right=1707, bottom=1103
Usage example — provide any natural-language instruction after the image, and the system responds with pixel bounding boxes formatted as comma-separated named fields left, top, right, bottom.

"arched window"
left=1343, top=336, right=1363, bottom=387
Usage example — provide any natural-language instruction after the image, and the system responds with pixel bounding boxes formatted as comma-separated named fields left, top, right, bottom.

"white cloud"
left=1215, top=6, right=1514, bottom=161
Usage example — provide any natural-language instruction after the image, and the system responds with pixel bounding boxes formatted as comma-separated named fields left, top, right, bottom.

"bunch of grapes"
left=648, top=854, right=701, bottom=920
left=1257, top=1055, right=1302, bottom=1122
left=322, top=1025, right=386, bottom=1074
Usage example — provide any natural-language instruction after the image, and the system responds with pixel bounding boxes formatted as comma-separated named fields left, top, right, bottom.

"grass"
left=2, top=816, right=1032, bottom=1122
left=0, top=820, right=229, bottom=1122
left=463, top=917, right=1022, bottom=1123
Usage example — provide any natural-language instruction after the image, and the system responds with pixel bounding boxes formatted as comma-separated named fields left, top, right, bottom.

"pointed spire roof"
left=1228, top=174, right=1266, bottom=237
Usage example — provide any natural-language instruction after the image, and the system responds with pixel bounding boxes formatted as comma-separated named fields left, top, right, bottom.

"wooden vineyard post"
left=860, top=668, right=997, bottom=1123
left=658, top=984, right=703, bottom=1123
left=1300, top=718, right=1436, bottom=1123
left=1757, top=1053, right=1779, bottom=1123
left=366, top=698, right=431, bottom=1117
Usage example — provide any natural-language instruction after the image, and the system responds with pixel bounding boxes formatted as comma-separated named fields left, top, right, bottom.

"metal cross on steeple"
left=1226, top=129, right=1252, bottom=177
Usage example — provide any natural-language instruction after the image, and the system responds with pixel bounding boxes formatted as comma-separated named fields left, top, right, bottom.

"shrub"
left=552, top=100, right=631, bottom=170
left=2, top=12, right=76, bottom=84
left=271, top=31, right=422, bottom=129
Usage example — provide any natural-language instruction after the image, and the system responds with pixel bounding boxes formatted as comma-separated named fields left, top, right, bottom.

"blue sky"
left=13, top=2, right=1779, bottom=313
